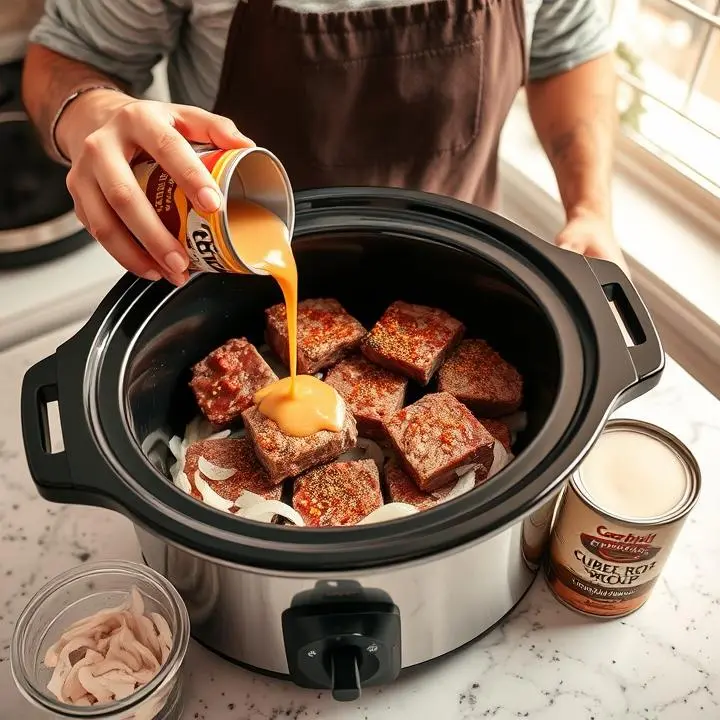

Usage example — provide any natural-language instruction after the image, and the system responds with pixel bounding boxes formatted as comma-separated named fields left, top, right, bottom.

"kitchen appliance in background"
left=21, top=188, right=664, bottom=701
left=0, top=4, right=90, bottom=269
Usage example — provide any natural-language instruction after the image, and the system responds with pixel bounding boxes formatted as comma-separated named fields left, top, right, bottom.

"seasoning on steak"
left=190, top=338, right=278, bottom=425
left=324, top=355, right=408, bottom=440
left=183, top=437, right=282, bottom=502
left=479, top=418, right=513, bottom=451
left=437, top=339, right=523, bottom=416
left=265, top=298, right=366, bottom=375
left=385, top=392, right=495, bottom=491
left=361, top=301, right=465, bottom=385
left=292, top=459, right=382, bottom=526
left=384, top=458, right=444, bottom=511
left=241, top=398, right=358, bottom=484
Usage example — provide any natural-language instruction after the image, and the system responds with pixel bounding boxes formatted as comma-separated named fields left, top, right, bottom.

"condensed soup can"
left=132, top=146, right=294, bottom=274
left=546, top=419, right=700, bottom=618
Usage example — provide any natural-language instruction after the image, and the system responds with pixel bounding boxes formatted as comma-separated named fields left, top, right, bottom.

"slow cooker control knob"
left=329, top=645, right=362, bottom=701
left=281, top=587, right=401, bottom=699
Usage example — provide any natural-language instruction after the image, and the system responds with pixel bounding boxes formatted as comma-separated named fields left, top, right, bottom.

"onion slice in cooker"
left=357, top=503, right=419, bottom=524
left=486, top=440, right=513, bottom=479
left=337, top=438, right=385, bottom=471
left=198, top=456, right=236, bottom=482
left=235, top=490, right=305, bottom=526
left=193, top=471, right=234, bottom=512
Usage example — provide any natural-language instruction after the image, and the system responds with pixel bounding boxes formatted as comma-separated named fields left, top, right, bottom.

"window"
left=609, top=0, right=720, bottom=196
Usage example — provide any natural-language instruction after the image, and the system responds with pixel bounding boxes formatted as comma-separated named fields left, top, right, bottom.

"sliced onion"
left=207, top=429, right=231, bottom=441
left=168, top=436, right=183, bottom=463
left=141, top=430, right=170, bottom=456
left=238, top=499, right=305, bottom=526
left=198, top=455, right=236, bottom=481
left=173, top=471, right=192, bottom=495
left=439, top=468, right=477, bottom=502
left=235, top=491, right=304, bottom=525
left=486, top=440, right=512, bottom=479
left=357, top=503, right=419, bottom=524
left=337, top=438, right=385, bottom=471
left=193, top=471, right=234, bottom=512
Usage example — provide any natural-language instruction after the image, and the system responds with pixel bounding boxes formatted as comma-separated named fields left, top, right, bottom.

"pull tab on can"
left=132, top=146, right=295, bottom=275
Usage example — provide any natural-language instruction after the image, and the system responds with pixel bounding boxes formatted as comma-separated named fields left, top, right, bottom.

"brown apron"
left=213, top=0, right=526, bottom=209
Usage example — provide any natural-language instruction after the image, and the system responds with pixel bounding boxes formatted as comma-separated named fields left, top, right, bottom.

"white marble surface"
left=1, top=324, right=719, bottom=720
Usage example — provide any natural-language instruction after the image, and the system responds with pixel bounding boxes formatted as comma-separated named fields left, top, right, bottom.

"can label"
left=546, top=482, right=684, bottom=617
left=132, top=148, right=234, bottom=274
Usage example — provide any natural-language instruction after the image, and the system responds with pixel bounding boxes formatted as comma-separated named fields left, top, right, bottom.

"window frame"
left=608, top=0, right=720, bottom=233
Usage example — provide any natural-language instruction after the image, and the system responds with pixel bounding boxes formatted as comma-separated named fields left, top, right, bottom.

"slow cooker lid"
left=55, top=189, right=656, bottom=571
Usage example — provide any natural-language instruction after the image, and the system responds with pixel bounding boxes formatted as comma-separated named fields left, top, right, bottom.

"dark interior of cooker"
left=124, top=230, right=561, bottom=502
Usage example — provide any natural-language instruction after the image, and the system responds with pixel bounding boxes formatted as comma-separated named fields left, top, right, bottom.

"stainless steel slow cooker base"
left=136, top=514, right=546, bottom=676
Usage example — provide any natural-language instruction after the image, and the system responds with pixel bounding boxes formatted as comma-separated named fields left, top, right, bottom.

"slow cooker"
left=21, top=188, right=663, bottom=701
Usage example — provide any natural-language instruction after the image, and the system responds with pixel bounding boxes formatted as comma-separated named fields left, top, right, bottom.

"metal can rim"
left=214, top=147, right=295, bottom=277
left=570, top=418, right=701, bottom=527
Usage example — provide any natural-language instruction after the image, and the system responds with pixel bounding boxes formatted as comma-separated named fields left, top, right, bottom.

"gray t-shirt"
left=30, top=0, right=614, bottom=112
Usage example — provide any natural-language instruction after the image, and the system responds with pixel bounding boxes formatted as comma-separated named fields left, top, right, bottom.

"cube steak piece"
left=479, top=418, right=512, bottom=451
left=293, top=459, right=382, bottom=526
left=241, top=398, right=358, bottom=484
left=384, top=459, right=445, bottom=511
left=265, top=298, right=366, bottom=375
left=361, top=301, right=465, bottom=385
left=385, top=391, right=495, bottom=491
left=324, top=355, right=408, bottom=440
left=181, top=437, right=282, bottom=503
left=190, top=338, right=278, bottom=426
left=437, top=339, right=523, bottom=416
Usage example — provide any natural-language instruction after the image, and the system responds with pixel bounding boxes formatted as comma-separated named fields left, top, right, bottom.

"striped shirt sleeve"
left=529, top=0, right=616, bottom=81
left=28, top=0, right=186, bottom=96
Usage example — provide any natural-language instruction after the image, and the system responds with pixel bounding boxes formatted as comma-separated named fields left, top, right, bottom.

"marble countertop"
left=1, top=324, right=719, bottom=720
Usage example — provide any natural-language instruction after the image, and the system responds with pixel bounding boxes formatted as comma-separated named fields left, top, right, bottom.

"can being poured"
left=132, top=146, right=295, bottom=274
left=545, top=419, right=700, bottom=618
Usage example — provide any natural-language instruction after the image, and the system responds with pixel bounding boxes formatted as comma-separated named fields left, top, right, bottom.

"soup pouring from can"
left=133, top=145, right=343, bottom=438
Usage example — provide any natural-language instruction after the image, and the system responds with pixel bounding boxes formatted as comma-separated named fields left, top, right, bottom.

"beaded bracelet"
left=49, top=85, right=125, bottom=166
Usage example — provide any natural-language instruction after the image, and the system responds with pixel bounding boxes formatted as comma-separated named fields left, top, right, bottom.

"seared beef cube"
left=241, top=400, right=358, bottom=484
left=384, top=459, right=443, bottom=511
left=190, top=338, right=278, bottom=425
left=265, top=298, right=366, bottom=375
left=181, top=437, right=282, bottom=503
left=325, top=355, right=408, bottom=439
left=437, top=339, right=523, bottom=416
left=480, top=418, right=512, bottom=451
left=361, top=301, right=464, bottom=385
left=385, top=392, right=495, bottom=491
left=293, top=459, right=382, bottom=526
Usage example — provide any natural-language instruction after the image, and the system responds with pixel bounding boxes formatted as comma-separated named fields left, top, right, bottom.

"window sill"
left=497, top=101, right=720, bottom=397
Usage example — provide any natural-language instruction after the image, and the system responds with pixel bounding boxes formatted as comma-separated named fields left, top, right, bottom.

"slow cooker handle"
left=20, top=353, right=73, bottom=492
left=587, top=257, right=664, bottom=398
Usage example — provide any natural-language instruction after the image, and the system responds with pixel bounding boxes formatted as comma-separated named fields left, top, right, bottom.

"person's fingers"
left=170, top=104, right=255, bottom=149
left=85, top=134, right=190, bottom=276
left=117, top=104, right=223, bottom=215
left=75, top=180, right=164, bottom=281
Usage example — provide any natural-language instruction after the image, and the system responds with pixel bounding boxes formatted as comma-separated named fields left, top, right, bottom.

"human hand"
left=555, top=211, right=629, bottom=276
left=57, top=92, right=254, bottom=284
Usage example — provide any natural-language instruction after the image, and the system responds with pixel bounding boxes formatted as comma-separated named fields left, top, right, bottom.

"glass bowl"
left=11, top=560, right=190, bottom=719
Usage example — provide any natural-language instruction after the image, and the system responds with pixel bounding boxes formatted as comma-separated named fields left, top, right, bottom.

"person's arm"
left=22, top=0, right=253, bottom=283
left=525, top=1, right=625, bottom=269
left=22, top=44, right=131, bottom=162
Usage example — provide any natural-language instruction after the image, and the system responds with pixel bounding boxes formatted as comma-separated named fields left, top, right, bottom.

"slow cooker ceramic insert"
left=22, top=188, right=663, bottom=701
